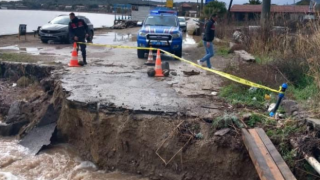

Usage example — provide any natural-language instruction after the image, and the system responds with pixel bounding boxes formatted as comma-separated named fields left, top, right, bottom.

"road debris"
left=211, top=91, right=218, bottom=96
left=214, top=128, right=231, bottom=136
left=182, top=70, right=200, bottom=76
left=170, top=71, right=177, bottom=76
left=268, top=103, right=276, bottom=112
left=195, top=132, right=204, bottom=139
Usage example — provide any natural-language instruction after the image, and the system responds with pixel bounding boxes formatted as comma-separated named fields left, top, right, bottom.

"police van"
left=137, top=8, right=183, bottom=58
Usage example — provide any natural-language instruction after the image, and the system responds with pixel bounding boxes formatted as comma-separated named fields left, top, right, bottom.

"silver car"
left=39, top=15, right=94, bottom=44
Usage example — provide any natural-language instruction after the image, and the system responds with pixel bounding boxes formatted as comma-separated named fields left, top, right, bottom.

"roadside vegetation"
left=0, top=53, right=38, bottom=63
left=201, top=1, right=320, bottom=178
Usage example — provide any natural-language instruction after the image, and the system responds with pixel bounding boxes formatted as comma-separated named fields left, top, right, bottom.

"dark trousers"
left=76, top=38, right=87, bottom=63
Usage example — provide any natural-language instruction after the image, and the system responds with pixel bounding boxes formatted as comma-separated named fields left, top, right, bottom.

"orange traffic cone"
left=154, top=49, right=164, bottom=77
left=144, top=48, right=155, bottom=66
left=68, top=42, right=80, bottom=67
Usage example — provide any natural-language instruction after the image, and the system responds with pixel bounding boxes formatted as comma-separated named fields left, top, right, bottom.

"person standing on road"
left=197, top=14, right=217, bottom=70
left=69, top=12, right=89, bottom=65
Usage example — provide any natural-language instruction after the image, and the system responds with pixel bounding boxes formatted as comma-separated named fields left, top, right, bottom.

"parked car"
left=39, top=15, right=94, bottom=44
left=178, top=17, right=187, bottom=32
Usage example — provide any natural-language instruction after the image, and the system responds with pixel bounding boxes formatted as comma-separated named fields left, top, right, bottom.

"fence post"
left=270, top=83, right=288, bottom=117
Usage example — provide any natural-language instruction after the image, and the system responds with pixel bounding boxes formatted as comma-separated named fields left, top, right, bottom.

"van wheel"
left=41, top=39, right=48, bottom=44
left=137, top=49, right=145, bottom=59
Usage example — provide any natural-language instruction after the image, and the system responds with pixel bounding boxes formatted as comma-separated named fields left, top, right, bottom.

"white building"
left=131, top=3, right=155, bottom=21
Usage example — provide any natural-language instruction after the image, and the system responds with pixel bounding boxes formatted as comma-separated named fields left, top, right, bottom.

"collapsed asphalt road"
left=0, top=28, right=225, bottom=117
left=0, top=28, right=260, bottom=180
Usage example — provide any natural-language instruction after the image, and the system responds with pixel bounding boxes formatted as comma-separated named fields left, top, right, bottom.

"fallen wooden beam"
left=242, top=128, right=297, bottom=180
left=249, top=129, right=285, bottom=180
left=256, top=128, right=297, bottom=180
left=242, top=128, right=276, bottom=180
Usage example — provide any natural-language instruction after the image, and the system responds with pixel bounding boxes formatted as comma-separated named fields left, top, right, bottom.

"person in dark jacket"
left=197, top=14, right=217, bottom=70
left=69, top=12, right=89, bottom=65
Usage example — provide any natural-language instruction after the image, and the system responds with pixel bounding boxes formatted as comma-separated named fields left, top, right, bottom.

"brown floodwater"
left=0, top=137, right=148, bottom=180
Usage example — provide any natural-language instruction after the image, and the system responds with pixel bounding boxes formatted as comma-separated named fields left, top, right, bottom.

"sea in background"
left=0, top=10, right=115, bottom=35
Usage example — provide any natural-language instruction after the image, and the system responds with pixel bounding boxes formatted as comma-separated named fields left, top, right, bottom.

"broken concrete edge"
left=0, top=61, right=56, bottom=81
left=65, top=99, right=193, bottom=117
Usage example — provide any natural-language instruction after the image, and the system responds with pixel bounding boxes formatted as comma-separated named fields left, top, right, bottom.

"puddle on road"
left=184, top=33, right=198, bottom=45
left=93, top=32, right=132, bottom=44
left=0, top=32, right=200, bottom=58
left=0, top=46, right=43, bottom=55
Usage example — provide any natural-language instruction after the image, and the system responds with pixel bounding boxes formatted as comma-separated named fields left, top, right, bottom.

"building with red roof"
left=230, top=5, right=310, bottom=21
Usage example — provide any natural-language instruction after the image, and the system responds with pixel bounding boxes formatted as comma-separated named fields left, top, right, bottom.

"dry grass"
left=0, top=53, right=38, bottom=63
left=217, top=18, right=320, bottom=116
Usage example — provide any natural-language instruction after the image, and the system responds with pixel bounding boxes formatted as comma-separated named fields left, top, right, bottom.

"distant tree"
left=89, top=4, right=98, bottom=9
left=296, top=0, right=310, bottom=5
left=248, top=0, right=261, bottom=4
left=203, top=1, right=227, bottom=18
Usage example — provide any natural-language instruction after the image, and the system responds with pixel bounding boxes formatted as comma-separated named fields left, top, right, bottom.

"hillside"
left=23, top=0, right=161, bottom=5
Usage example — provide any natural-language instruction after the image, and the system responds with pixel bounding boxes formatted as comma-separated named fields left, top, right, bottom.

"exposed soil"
left=0, top=61, right=259, bottom=180
left=224, top=59, right=288, bottom=89
left=56, top=104, right=258, bottom=180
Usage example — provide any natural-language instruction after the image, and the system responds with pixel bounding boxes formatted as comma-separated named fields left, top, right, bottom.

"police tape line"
left=77, top=42, right=281, bottom=93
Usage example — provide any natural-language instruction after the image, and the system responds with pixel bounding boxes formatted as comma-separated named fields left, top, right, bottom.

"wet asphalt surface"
left=0, top=28, right=224, bottom=116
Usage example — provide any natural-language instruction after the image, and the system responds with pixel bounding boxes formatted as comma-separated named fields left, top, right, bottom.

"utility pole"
left=261, top=0, right=271, bottom=26
left=227, top=0, right=233, bottom=23
left=200, top=0, right=203, bottom=14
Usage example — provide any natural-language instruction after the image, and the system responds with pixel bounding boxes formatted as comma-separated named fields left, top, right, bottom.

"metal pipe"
left=261, top=0, right=271, bottom=25
left=290, top=139, right=320, bottom=175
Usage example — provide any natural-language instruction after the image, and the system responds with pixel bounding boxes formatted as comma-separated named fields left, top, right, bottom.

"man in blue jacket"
left=69, top=12, right=89, bottom=65
left=197, top=14, right=217, bottom=71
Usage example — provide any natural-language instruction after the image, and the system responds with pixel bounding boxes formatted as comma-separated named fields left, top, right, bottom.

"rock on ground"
left=235, top=50, right=255, bottom=62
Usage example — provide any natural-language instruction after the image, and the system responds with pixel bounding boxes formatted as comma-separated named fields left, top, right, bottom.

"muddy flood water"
left=0, top=138, right=148, bottom=180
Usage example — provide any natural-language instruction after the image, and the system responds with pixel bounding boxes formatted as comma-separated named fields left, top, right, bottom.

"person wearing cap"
left=69, top=12, right=89, bottom=65
left=197, top=14, right=217, bottom=72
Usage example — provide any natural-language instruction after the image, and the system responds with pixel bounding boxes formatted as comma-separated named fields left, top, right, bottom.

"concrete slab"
left=61, top=38, right=223, bottom=115
left=19, top=123, right=56, bottom=155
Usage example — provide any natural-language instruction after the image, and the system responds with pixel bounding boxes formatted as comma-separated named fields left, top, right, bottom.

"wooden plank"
left=255, top=128, right=297, bottom=180
left=241, top=128, right=276, bottom=180
left=249, top=129, right=285, bottom=180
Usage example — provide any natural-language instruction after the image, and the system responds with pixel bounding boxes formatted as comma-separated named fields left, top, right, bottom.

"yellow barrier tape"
left=78, top=42, right=281, bottom=93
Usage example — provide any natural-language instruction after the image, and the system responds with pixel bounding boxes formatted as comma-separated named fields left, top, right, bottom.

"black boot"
left=82, top=55, right=87, bottom=65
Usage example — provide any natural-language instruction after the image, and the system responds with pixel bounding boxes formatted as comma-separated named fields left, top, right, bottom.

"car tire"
left=175, top=49, right=182, bottom=59
left=87, top=30, right=94, bottom=43
left=41, top=39, right=48, bottom=44
left=137, top=49, right=145, bottom=59
left=90, top=30, right=94, bottom=38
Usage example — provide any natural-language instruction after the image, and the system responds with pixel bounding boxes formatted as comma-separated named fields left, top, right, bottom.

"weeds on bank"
left=197, top=40, right=230, bottom=57
left=216, top=46, right=229, bottom=57
left=0, top=53, right=37, bottom=63
left=219, top=83, right=270, bottom=109
left=218, top=19, right=320, bottom=116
